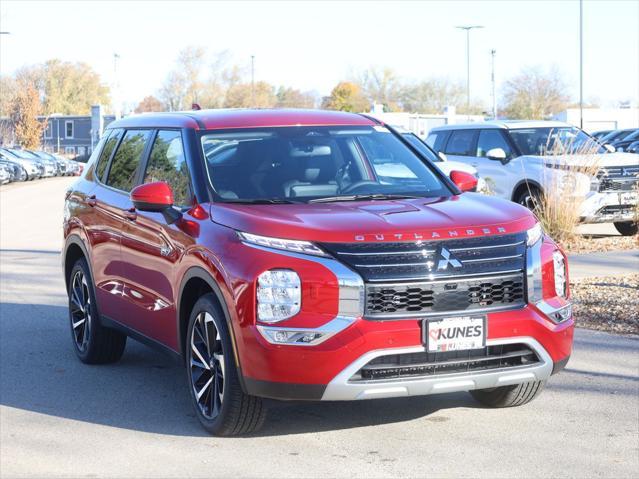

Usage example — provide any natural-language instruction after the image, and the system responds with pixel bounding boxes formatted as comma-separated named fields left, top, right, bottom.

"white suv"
left=427, top=121, right=639, bottom=236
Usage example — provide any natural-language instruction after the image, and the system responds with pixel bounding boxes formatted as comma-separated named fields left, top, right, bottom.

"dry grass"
left=529, top=135, right=602, bottom=245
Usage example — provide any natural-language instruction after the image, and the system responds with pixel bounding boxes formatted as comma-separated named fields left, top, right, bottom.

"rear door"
left=92, top=128, right=152, bottom=327
left=119, top=129, right=195, bottom=350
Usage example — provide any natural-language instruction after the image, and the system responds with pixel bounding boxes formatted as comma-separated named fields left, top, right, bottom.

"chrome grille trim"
left=448, top=241, right=524, bottom=252
left=461, top=254, right=523, bottom=263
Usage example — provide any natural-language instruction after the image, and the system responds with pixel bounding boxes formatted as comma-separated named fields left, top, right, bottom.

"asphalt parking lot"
left=1, top=177, right=638, bottom=478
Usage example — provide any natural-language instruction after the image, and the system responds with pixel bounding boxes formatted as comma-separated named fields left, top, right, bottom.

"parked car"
left=63, top=109, right=573, bottom=436
left=599, top=128, right=638, bottom=145
left=0, top=163, right=12, bottom=184
left=0, top=148, right=43, bottom=180
left=394, top=127, right=487, bottom=192
left=608, top=129, right=639, bottom=152
left=0, top=157, right=28, bottom=182
left=30, top=150, right=68, bottom=175
left=5, top=148, right=56, bottom=177
left=427, top=121, right=639, bottom=236
left=626, top=141, right=639, bottom=154
left=590, top=130, right=613, bottom=141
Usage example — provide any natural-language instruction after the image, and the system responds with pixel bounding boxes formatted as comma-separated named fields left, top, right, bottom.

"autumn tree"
left=224, top=81, right=277, bottom=108
left=501, top=66, right=570, bottom=119
left=0, top=75, right=17, bottom=117
left=134, top=95, right=164, bottom=113
left=10, top=82, right=45, bottom=149
left=322, top=82, right=369, bottom=112
left=275, top=87, right=316, bottom=108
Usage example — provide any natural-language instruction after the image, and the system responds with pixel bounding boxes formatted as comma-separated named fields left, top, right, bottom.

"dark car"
left=609, top=129, right=639, bottom=152
left=62, top=109, right=573, bottom=436
left=600, top=129, right=638, bottom=145
left=591, top=130, right=613, bottom=141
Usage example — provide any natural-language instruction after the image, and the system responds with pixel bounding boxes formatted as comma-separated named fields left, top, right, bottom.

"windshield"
left=508, top=127, right=606, bottom=156
left=201, top=126, right=451, bottom=203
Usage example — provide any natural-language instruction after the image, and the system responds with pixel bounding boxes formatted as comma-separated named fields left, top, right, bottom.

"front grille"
left=598, top=205, right=635, bottom=216
left=320, top=232, right=527, bottom=319
left=366, top=274, right=525, bottom=318
left=351, top=343, right=539, bottom=381
left=598, top=165, right=639, bottom=193
left=319, top=232, right=526, bottom=283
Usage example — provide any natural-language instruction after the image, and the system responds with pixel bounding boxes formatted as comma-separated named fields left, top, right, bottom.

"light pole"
left=250, top=55, right=255, bottom=108
left=456, top=25, right=483, bottom=119
left=490, top=49, right=497, bottom=119
left=579, top=0, right=584, bottom=129
left=113, top=53, right=121, bottom=119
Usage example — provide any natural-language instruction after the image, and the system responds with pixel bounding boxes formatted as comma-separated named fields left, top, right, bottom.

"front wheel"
left=186, top=294, right=265, bottom=436
left=470, top=380, right=545, bottom=408
left=515, top=186, right=542, bottom=211
left=614, top=221, right=638, bottom=236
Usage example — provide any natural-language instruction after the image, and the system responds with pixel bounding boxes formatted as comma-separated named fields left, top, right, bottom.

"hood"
left=209, top=193, right=536, bottom=243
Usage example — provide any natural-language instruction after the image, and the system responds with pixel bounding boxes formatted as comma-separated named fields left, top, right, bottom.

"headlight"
left=256, top=269, right=301, bottom=323
left=526, top=223, right=543, bottom=246
left=238, top=231, right=329, bottom=257
left=553, top=250, right=567, bottom=297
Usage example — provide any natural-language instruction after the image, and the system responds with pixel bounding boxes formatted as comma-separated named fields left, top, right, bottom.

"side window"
left=106, top=129, right=151, bottom=192
left=426, top=131, right=448, bottom=152
left=444, top=130, right=476, bottom=156
left=143, top=130, right=191, bottom=207
left=95, top=129, right=123, bottom=182
left=476, top=130, right=513, bottom=158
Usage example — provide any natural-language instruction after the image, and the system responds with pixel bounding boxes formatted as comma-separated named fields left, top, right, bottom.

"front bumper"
left=580, top=190, right=638, bottom=223
left=241, top=304, right=574, bottom=401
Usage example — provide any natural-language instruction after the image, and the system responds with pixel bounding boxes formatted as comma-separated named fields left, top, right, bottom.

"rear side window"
left=143, top=130, right=191, bottom=207
left=106, top=129, right=151, bottom=192
left=95, top=129, right=123, bottom=181
left=444, top=130, right=476, bottom=156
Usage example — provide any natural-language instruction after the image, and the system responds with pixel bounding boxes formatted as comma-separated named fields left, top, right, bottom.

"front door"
left=119, top=129, right=195, bottom=351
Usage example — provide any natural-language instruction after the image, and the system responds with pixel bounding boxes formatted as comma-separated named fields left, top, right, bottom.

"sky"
left=1, top=0, right=638, bottom=111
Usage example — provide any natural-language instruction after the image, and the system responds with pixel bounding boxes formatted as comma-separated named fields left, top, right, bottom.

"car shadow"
left=0, top=302, right=477, bottom=438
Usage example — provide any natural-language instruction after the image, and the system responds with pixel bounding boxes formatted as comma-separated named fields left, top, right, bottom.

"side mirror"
left=604, top=144, right=616, bottom=153
left=450, top=170, right=478, bottom=193
left=438, top=152, right=448, bottom=162
left=130, top=181, right=182, bottom=224
left=486, top=147, right=507, bottom=161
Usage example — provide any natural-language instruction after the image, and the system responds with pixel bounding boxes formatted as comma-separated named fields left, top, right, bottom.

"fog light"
left=553, top=250, right=567, bottom=297
left=257, top=269, right=301, bottom=323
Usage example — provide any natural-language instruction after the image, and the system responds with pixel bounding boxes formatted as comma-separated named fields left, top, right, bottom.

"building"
left=553, top=108, right=639, bottom=132
left=41, top=105, right=115, bottom=157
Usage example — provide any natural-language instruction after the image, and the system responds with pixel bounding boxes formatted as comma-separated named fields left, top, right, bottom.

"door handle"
left=124, top=208, right=137, bottom=221
left=86, top=195, right=97, bottom=207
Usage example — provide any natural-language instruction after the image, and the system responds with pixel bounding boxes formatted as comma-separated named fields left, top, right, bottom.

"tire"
left=613, top=221, right=638, bottom=236
left=515, top=185, right=542, bottom=212
left=186, top=294, right=265, bottom=436
left=67, top=258, right=126, bottom=364
left=470, top=380, right=545, bottom=408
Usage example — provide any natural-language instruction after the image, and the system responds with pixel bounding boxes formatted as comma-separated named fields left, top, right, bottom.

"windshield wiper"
left=219, top=198, right=299, bottom=204
left=308, top=194, right=423, bottom=204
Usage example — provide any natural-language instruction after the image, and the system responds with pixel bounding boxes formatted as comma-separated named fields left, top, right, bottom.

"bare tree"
left=501, top=66, right=570, bottom=119
left=275, top=87, right=316, bottom=108
left=355, top=67, right=402, bottom=112
left=134, top=95, right=164, bottom=113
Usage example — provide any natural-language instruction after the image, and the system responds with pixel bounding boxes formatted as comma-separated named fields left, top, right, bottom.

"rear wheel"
left=613, top=221, right=638, bottom=236
left=470, top=381, right=546, bottom=408
left=186, top=294, right=265, bottom=436
left=68, top=258, right=127, bottom=364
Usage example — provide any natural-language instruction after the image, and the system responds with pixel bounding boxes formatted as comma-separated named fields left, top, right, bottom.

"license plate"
left=424, top=315, right=486, bottom=352
left=619, top=192, right=638, bottom=205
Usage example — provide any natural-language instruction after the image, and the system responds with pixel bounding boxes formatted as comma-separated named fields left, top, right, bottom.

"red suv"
left=63, top=109, right=573, bottom=435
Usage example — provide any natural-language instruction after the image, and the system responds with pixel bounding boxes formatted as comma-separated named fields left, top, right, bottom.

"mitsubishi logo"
left=437, top=247, right=462, bottom=271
